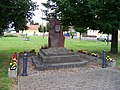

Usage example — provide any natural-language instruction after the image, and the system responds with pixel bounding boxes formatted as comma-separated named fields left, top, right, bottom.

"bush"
left=4, top=34, right=18, bottom=37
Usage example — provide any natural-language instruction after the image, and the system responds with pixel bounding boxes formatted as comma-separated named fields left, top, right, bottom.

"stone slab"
left=40, top=47, right=75, bottom=56
left=32, top=50, right=103, bottom=70
left=8, top=68, right=17, bottom=78
left=32, top=56, right=89, bottom=70
left=38, top=48, right=81, bottom=64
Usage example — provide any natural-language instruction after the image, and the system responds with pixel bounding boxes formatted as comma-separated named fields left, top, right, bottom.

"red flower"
left=12, top=55, right=17, bottom=59
left=30, top=50, right=32, bottom=53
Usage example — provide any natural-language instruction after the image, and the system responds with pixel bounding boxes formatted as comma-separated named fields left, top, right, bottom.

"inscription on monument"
left=55, top=25, right=60, bottom=32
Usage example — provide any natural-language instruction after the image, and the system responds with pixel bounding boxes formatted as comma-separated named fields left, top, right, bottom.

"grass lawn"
left=0, top=36, right=120, bottom=90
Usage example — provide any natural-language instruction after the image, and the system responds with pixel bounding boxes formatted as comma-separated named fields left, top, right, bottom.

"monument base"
left=32, top=55, right=89, bottom=70
left=32, top=48, right=92, bottom=70
left=38, top=48, right=81, bottom=64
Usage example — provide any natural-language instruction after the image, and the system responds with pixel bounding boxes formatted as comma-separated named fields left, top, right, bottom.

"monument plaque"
left=55, top=25, right=60, bottom=32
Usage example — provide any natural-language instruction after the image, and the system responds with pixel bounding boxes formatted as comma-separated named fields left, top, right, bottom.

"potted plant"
left=106, top=56, right=116, bottom=67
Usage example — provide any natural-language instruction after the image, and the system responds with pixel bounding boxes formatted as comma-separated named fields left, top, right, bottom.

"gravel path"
left=18, top=56, right=120, bottom=90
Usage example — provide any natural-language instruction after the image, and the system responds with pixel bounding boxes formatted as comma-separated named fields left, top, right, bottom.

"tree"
left=30, top=20, right=35, bottom=25
left=43, top=0, right=120, bottom=54
left=42, top=0, right=60, bottom=21
left=43, top=26, right=47, bottom=33
left=92, top=0, right=120, bottom=54
left=62, top=25, right=69, bottom=32
left=30, top=20, right=39, bottom=25
left=34, top=22, right=39, bottom=25
left=20, top=25, right=29, bottom=34
left=74, top=27, right=87, bottom=40
left=70, top=31, right=75, bottom=39
left=0, top=0, right=38, bottom=34
left=38, top=25, right=48, bottom=38
left=0, top=0, right=12, bottom=35
left=38, top=25, right=43, bottom=32
left=12, top=0, right=38, bottom=32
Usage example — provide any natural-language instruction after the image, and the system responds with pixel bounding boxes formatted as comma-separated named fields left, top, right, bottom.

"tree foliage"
left=43, top=0, right=120, bottom=54
left=74, top=27, right=87, bottom=40
left=0, top=0, right=38, bottom=34
left=62, top=26, right=69, bottom=32
left=93, top=0, right=120, bottom=53
left=38, top=23, right=50, bottom=33
left=38, top=25, right=43, bottom=32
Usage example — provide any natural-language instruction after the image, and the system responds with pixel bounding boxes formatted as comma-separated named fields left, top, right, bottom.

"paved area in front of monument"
left=18, top=57, right=120, bottom=90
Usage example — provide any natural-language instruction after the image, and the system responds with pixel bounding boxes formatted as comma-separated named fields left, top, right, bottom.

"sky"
left=32, top=0, right=47, bottom=25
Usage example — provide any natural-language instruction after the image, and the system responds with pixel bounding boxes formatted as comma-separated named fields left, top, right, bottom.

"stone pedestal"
left=31, top=47, right=88, bottom=70
left=31, top=17, right=88, bottom=70
left=48, top=17, right=65, bottom=48
left=38, top=48, right=81, bottom=64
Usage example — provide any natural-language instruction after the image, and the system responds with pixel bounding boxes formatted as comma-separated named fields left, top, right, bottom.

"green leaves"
left=38, top=25, right=43, bottom=32
left=0, top=0, right=38, bottom=33
left=74, top=27, right=87, bottom=33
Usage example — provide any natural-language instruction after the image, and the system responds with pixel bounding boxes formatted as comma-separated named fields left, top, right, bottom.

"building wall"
left=87, top=30, right=120, bottom=41
left=20, top=30, right=49, bottom=36
left=19, top=29, right=39, bottom=36
left=87, top=30, right=99, bottom=37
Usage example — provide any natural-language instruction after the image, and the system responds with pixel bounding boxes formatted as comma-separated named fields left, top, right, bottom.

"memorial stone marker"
left=48, top=17, right=65, bottom=48
left=32, top=17, right=83, bottom=70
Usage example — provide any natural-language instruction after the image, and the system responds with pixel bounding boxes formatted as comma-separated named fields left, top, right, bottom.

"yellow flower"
left=107, top=56, right=110, bottom=58
left=14, top=62, right=17, bottom=65
left=10, top=63, right=12, bottom=65
left=91, top=53, right=95, bottom=55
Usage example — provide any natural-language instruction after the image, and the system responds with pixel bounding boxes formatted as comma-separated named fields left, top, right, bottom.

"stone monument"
left=32, top=17, right=83, bottom=70
left=48, top=17, right=65, bottom=48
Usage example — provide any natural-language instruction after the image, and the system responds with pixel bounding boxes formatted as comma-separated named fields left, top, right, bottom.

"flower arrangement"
left=91, top=53, right=99, bottom=57
left=106, top=56, right=115, bottom=62
left=30, top=49, right=35, bottom=53
left=77, top=49, right=116, bottom=67
left=10, top=52, right=17, bottom=70
left=78, top=50, right=88, bottom=54
left=10, top=61, right=17, bottom=70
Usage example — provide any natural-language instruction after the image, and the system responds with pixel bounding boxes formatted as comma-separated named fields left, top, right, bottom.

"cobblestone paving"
left=18, top=58, right=120, bottom=90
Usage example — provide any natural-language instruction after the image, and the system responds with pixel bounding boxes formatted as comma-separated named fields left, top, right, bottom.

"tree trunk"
left=110, top=30, right=118, bottom=54
left=21, top=30, right=23, bottom=36
left=43, top=32, right=45, bottom=38
left=79, top=32, right=82, bottom=40
left=106, top=34, right=109, bottom=45
left=71, top=35, right=74, bottom=39
left=0, top=31, right=3, bottom=36
left=0, top=28, right=4, bottom=36
left=15, top=28, right=19, bottom=33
